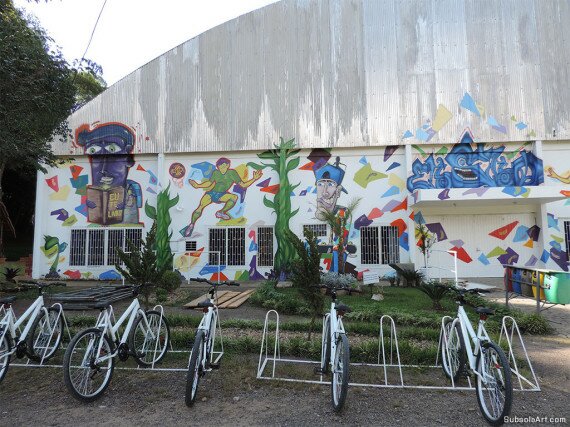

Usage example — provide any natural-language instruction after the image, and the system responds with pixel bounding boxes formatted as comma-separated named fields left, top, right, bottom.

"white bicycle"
left=316, top=284, right=357, bottom=412
left=440, top=286, right=512, bottom=426
left=185, top=277, right=240, bottom=406
left=63, top=284, right=170, bottom=402
left=0, top=282, right=66, bottom=383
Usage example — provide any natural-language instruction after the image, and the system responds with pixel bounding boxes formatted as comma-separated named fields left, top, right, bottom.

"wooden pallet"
left=218, top=289, right=255, bottom=309
left=184, top=289, right=254, bottom=309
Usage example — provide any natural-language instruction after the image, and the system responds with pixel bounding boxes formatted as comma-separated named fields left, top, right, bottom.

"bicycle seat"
left=335, top=303, right=351, bottom=313
left=0, top=296, right=16, bottom=304
left=197, top=300, right=214, bottom=308
left=475, top=307, right=495, bottom=316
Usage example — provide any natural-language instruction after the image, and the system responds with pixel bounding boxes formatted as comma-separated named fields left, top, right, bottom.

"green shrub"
left=160, top=270, right=182, bottom=293
left=250, top=281, right=307, bottom=315
left=516, top=313, right=554, bottom=335
left=2, top=267, right=21, bottom=282
left=399, top=268, right=425, bottom=287
left=320, top=272, right=357, bottom=289
left=155, top=287, right=168, bottom=303
left=417, top=280, right=450, bottom=310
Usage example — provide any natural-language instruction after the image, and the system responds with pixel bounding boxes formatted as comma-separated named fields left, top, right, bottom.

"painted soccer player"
left=184, top=158, right=262, bottom=237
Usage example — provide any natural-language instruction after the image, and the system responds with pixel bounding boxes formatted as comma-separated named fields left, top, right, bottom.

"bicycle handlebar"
left=189, top=277, right=240, bottom=287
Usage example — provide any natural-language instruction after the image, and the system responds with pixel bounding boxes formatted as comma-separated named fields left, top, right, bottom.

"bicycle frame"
left=92, top=299, right=153, bottom=362
left=323, top=301, right=346, bottom=368
left=451, top=305, right=491, bottom=378
left=0, top=296, right=50, bottom=351
left=194, top=294, right=222, bottom=367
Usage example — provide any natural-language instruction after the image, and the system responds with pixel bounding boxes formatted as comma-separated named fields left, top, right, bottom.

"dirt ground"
left=1, top=279, right=569, bottom=426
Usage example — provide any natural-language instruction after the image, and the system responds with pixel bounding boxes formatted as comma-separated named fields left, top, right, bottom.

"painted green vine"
left=145, top=184, right=179, bottom=271
left=248, top=137, right=300, bottom=275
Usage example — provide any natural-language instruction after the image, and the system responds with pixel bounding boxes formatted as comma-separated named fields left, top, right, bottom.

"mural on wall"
left=402, top=91, right=537, bottom=144
left=407, top=129, right=544, bottom=192
left=145, top=184, right=179, bottom=270
left=314, top=156, right=347, bottom=221
left=74, top=122, right=143, bottom=225
left=546, top=167, right=570, bottom=184
left=182, top=157, right=262, bottom=237
left=41, top=235, right=67, bottom=279
left=248, top=137, right=300, bottom=275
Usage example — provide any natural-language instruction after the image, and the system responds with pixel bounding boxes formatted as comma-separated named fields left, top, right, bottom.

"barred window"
left=88, top=230, right=105, bottom=266
left=185, top=240, right=197, bottom=251
left=227, top=228, right=245, bottom=266
left=381, top=226, right=400, bottom=264
left=70, top=229, right=87, bottom=266
left=209, top=228, right=226, bottom=265
left=208, top=228, right=245, bottom=266
left=361, top=226, right=380, bottom=264
left=107, top=229, right=124, bottom=266
left=303, top=224, right=328, bottom=238
left=564, top=221, right=570, bottom=256
left=360, top=226, right=400, bottom=265
left=69, top=228, right=142, bottom=267
left=258, top=227, right=274, bottom=267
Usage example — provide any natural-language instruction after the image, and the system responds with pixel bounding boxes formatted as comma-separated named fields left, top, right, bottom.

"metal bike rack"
left=257, top=311, right=540, bottom=392
left=9, top=303, right=190, bottom=374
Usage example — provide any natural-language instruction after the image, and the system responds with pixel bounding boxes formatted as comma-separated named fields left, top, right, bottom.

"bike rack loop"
left=258, top=310, right=540, bottom=392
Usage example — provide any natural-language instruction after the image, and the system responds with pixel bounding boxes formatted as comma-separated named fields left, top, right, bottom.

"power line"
left=79, top=0, right=108, bottom=63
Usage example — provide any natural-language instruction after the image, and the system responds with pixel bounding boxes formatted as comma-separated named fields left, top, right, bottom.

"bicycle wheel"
left=475, top=341, right=513, bottom=426
left=129, top=310, right=170, bottom=367
left=26, top=307, right=64, bottom=362
left=320, top=316, right=331, bottom=374
left=441, top=318, right=466, bottom=382
left=0, top=331, right=12, bottom=383
left=331, top=333, right=349, bottom=412
left=63, top=328, right=115, bottom=402
left=186, top=330, right=205, bottom=407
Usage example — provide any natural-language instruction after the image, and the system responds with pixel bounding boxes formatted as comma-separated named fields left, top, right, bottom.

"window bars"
left=69, top=228, right=143, bottom=267
left=258, top=227, right=274, bottom=267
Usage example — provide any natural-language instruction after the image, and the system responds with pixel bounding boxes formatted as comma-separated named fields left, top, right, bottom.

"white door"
left=419, top=213, right=537, bottom=279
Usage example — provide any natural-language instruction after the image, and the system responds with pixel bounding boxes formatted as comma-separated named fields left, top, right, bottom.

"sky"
left=13, top=0, right=280, bottom=86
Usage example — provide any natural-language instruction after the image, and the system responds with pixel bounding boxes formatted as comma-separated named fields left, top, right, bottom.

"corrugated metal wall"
left=56, top=0, right=570, bottom=156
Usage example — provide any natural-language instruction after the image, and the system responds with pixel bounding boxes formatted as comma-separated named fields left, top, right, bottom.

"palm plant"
left=319, top=197, right=361, bottom=274
left=418, top=280, right=450, bottom=310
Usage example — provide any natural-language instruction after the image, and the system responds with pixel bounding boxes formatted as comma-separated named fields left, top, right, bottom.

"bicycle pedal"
left=314, top=367, right=326, bottom=375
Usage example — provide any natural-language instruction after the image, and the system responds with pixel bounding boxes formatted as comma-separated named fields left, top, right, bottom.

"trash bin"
left=544, top=273, right=570, bottom=304
left=531, top=271, right=545, bottom=301
left=512, top=268, right=522, bottom=294
left=521, top=270, right=534, bottom=297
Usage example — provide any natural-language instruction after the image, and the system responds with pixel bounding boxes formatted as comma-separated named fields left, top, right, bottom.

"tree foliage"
left=288, top=229, right=324, bottom=339
left=115, top=223, right=166, bottom=306
left=0, top=2, right=77, bottom=255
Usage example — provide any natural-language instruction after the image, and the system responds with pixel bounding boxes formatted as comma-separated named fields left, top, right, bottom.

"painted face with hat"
left=75, top=122, right=135, bottom=189
left=315, top=157, right=347, bottom=221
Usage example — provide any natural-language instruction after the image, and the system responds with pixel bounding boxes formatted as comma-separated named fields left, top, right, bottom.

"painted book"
left=86, top=186, right=125, bottom=225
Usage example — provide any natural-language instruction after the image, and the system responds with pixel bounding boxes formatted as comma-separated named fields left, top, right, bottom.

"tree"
left=415, top=222, right=436, bottom=268
left=0, top=2, right=76, bottom=256
left=288, top=229, right=324, bottom=340
left=115, top=223, right=166, bottom=307
left=71, top=59, right=106, bottom=110
left=318, top=197, right=361, bottom=274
